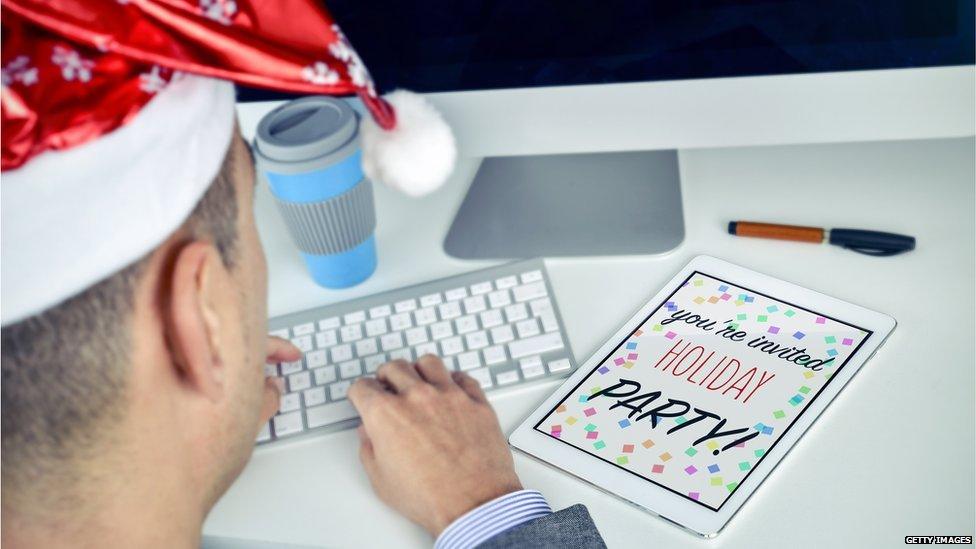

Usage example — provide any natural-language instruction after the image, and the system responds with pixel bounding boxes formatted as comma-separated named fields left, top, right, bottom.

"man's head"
left=1, top=128, right=275, bottom=528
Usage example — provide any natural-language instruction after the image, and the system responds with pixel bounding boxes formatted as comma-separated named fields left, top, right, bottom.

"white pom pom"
left=360, top=90, right=457, bottom=197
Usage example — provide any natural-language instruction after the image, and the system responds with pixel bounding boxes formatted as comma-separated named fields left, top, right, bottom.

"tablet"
left=510, top=256, right=895, bottom=537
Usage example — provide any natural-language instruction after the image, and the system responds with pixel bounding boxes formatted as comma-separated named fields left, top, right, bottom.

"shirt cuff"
left=434, top=489, right=552, bottom=549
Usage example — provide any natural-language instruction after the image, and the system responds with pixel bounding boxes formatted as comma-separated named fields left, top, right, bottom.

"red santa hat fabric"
left=0, top=0, right=456, bottom=325
left=2, top=0, right=397, bottom=168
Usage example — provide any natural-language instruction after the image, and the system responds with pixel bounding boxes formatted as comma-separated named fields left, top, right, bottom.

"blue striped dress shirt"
left=435, top=490, right=552, bottom=549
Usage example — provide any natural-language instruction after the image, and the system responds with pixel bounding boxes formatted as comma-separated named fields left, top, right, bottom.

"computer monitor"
left=239, top=1, right=975, bottom=258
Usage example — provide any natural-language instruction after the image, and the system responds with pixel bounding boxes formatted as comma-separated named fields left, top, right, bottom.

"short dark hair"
left=1, top=138, right=242, bottom=496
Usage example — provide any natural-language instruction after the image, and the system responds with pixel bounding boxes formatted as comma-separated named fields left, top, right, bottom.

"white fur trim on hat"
left=360, top=89, right=456, bottom=197
left=1, top=75, right=236, bottom=326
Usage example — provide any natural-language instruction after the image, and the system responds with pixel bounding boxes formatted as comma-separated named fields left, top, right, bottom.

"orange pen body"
left=728, top=221, right=824, bottom=243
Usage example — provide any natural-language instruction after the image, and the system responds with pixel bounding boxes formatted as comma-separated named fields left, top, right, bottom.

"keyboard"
left=258, top=258, right=576, bottom=445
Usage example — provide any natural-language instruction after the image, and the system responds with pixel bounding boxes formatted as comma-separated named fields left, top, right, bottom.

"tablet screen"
left=534, top=271, right=873, bottom=511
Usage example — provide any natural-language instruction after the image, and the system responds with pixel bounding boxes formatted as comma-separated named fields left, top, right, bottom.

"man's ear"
left=164, top=240, right=227, bottom=402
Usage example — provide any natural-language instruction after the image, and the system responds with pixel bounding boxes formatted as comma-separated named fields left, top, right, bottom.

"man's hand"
left=348, top=356, right=522, bottom=537
left=261, top=336, right=301, bottom=421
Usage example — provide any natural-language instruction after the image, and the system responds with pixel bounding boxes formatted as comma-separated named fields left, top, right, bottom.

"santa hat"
left=0, top=0, right=456, bottom=326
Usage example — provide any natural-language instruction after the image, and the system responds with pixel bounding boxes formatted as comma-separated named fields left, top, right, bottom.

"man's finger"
left=358, top=425, right=376, bottom=463
left=377, top=360, right=422, bottom=393
left=266, top=336, right=302, bottom=363
left=348, top=377, right=389, bottom=419
left=414, top=354, right=452, bottom=388
left=357, top=425, right=388, bottom=500
left=259, top=376, right=283, bottom=422
left=452, top=371, right=489, bottom=404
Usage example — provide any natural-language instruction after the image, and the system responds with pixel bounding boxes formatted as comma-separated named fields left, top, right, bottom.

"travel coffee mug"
left=253, top=96, right=377, bottom=288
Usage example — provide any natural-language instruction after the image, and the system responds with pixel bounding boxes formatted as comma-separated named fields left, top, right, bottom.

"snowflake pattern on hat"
left=1, top=55, right=37, bottom=86
left=1, top=0, right=386, bottom=169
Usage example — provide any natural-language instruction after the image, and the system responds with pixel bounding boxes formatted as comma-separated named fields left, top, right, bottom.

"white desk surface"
left=204, top=129, right=975, bottom=547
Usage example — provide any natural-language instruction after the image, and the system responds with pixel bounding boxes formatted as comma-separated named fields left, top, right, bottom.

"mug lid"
left=254, top=96, right=358, bottom=163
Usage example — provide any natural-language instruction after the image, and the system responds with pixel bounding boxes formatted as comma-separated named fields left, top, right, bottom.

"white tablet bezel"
left=510, top=255, right=896, bottom=537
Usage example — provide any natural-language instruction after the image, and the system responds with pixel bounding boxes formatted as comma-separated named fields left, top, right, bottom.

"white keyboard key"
left=405, top=327, right=429, bottom=346
left=480, top=309, right=504, bottom=329
left=438, top=301, right=462, bottom=320
left=414, top=342, right=438, bottom=357
left=279, top=392, right=301, bottom=413
left=395, top=299, right=418, bottom=313
left=306, top=349, right=328, bottom=369
left=257, top=422, right=272, bottom=442
left=520, top=356, right=543, bottom=369
left=513, top=281, right=547, bottom=302
left=445, top=287, right=468, bottom=301
left=390, top=312, right=413, bottom=331
left=292, top=335, right=313, bottom=353
left=293, top=322, right=315, bottom=336
left=488, top=289, right=511, bottom=309
left=465, top=330, right=490, bottom=350
left=304, top=386, right=327, bottom=407
left=420, top=293, right=443, bottom=307
left=540, top=311, right=559, bottom=333
left=269, top=328, right=290, bottom=339
left=490, top=324, right=515, bottom=344
left=521, top=270, right=543, bottom=283
left=529, top=298, right=553, bottom=316
left=463, top=295, right=487, bottom=315
left=496, top=370, right=520, bottom=385
left=468, top=367, right=493, bottom=389
left=329, top=380, right=352, bottom=400
left=316, top=329, right=338, bottom=349
left=288, top=371, right=311, bottom=392
left=442, top=356, right=456, bottom=371
left=504, top=303, right=529, bottom=323
left=318, top=317, right=340, bottom=330
left=516, top=318, right=541, bottom=338
left=340, top=324, right=363, bottom=342
left=306, top=400, right=359, bottom=428
left=369, top=305, right=392, bottom=318
left=344, top=311, right=367, bottom=324
left=414, top=307, right=437, bottom=325
left=363, top=354, right=386, bottom=373
left=457, top=351, right=481, bottom=371
left=273, top=412, right=304, bottom=437
left=381, top=332, right=404, bottom=352
left=331, top=344, right=353, bottom=363
left=430, top=321, right=454, bottom=340
left=496, top=275, right=518, bottom=289
left=455, top=315, right=478, bottom=335
left=313, top=365, right=337, bottom=386
left=364, top=318, right=388, bottom=337
left=281, top=360, right=303, bottom=375
left=441, top=336, right=464, bottom=356
left=264, top=364, right=278, bottom=377
left=548, top=358, right=572, bottom=373
left=483, top=345, right=507, bottom=365
left=471, top=281, right=493, bottom=295
left=389, top=348, right=412, bottom=362
left=522, top=362, right=546, bottom=379
left=508, top=332, right=564, bottom=359
left=339, top=360, right=362, bottom=379
left=355, top=337, right=378, bottom=357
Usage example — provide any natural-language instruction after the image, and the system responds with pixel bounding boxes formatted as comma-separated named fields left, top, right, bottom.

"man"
left=1, top=1, right=606, bottom=547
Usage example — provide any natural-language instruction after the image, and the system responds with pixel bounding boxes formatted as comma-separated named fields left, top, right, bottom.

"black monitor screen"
left=239, top=1, right=974, bottom=100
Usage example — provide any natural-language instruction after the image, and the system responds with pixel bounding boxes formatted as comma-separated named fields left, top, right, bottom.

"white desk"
left=204, top=124, right=975, bottom=547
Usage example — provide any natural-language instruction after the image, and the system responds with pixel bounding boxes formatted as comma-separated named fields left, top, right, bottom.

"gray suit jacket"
left=476, top=505, right=606, bottom=549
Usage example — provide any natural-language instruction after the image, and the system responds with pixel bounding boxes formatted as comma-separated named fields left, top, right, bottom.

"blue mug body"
left=255, top=97, right=377, bottom=289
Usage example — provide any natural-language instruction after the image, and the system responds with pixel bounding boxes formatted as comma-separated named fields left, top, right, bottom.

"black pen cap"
left=829, top=228, right=916, bottom=256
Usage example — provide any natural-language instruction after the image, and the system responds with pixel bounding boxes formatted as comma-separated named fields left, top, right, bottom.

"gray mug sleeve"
left=271, top=179, right=376, bottom=256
